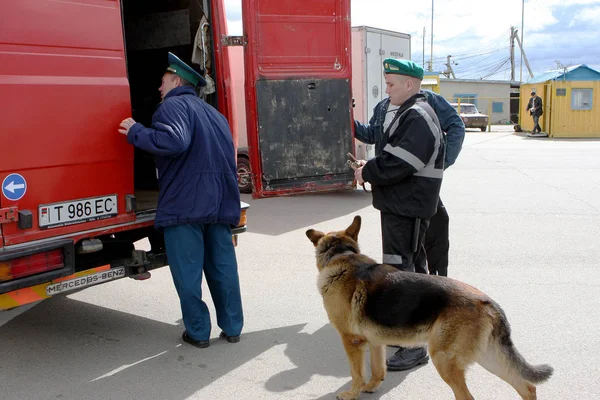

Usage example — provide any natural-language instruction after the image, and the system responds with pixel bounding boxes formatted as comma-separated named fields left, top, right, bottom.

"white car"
left=451, top=103, right=489, bottom=131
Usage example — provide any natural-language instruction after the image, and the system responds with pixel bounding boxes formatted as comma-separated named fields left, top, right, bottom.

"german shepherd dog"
left=305, top=216, right=553, bottom=400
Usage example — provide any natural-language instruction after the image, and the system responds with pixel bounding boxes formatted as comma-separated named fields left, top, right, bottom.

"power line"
left=455, top=46, right=508, bottom=62
left=427, top=28, right=510, bottom=70
left=458, top=52, right=507, bottom=76
left=454, top=39, right=510, bottom=72
left=482, top=57, right=511, bottom=79
left=430, top=28, right=510, bottom=61
left=454, top=48, right=508, bottom=72
left=460, top=57, right=510, bottom=79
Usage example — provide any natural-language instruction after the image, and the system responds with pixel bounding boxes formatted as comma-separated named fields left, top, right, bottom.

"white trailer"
left=351, top=26, right=411, bottom=159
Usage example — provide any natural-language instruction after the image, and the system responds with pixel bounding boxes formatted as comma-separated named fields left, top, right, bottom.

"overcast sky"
left=224, top=0, right=600, bottom=81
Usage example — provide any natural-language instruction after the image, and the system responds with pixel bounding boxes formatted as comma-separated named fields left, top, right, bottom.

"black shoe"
left=219, top=331, right=240, bottom=343
left=386, top=347, right=429, bottom=371
left=182, top=331, right=210, bottom=348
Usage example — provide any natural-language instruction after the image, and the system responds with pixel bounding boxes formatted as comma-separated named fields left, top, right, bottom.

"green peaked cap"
left=383, top=58, right=424, bottom=80
left=166, top=52, right=206, bottom=87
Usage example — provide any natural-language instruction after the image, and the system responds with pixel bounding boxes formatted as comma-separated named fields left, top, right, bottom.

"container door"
left=544, top=84, right=552, bottom=134
left=366, top=31, right=383, bottom=121
left=242, top=0, right=354, bottom=198
left=380, top=32, right=410, bottom=62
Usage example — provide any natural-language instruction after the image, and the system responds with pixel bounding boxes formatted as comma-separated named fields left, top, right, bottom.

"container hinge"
left=0, top=207, right=18, bottom=224
left=222, top=35, right=247, bottom=46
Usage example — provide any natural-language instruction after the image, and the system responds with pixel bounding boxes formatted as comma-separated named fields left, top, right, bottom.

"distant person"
left=526, top=91, right=543, bottom=133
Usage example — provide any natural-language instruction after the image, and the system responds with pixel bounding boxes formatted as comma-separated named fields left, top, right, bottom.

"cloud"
left=570, top=4, right=600, bottom=23
left=224, top=0, right=600, bottom=79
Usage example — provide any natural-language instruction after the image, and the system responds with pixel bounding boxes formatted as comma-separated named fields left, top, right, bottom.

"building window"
left=454, top=93, right=477, bottom=107
left=572, top=89, right=593, bottom=110
left=492, top=102, right=503, bottom=113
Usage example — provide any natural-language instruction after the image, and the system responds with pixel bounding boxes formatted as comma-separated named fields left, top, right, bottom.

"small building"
left=422, top=73, right=441, bottom=94
left=519, top=64, right=600, bottom=137
left=438, top=78, right=518, bottom=124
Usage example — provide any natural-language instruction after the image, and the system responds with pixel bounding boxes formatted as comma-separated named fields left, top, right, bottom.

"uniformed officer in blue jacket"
left=119, top=53, right=243, bottom=348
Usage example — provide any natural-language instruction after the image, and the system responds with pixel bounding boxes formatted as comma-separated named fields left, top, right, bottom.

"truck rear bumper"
left=0, top=263, right=112, bottom=311
left=1, top=224, right=248, bottom=311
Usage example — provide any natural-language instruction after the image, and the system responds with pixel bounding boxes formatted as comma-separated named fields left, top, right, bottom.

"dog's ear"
left=345, top=215, right=361, bottom=241
left=305, top=229, right=324, bottom=246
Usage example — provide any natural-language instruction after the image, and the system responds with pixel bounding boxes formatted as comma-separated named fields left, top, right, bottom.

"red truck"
left=0, top=0, right=355, bottom=310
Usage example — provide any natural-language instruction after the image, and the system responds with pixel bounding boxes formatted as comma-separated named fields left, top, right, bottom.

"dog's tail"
left=487, top=303, right=554, bottom=384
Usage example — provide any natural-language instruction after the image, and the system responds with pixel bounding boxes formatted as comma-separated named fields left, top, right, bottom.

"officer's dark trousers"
left=381, top=212, right=429, bottom=274
left=423, top=198, right=450, bottom=277
left=163, top=223, right=244, bottom=342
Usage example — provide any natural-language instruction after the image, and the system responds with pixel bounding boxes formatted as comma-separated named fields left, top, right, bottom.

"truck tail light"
left=0, top=249, right=65, bottom=282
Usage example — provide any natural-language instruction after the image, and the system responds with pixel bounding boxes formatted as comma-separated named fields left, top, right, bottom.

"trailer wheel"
left=237, top=157, right=252, bottom=193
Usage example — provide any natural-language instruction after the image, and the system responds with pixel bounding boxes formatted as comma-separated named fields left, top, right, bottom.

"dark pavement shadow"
left=264, top=323, right=420, bottom=399
left=240, top=189, right=373, bottom=236
left=0, top=296, right=306, bottom=400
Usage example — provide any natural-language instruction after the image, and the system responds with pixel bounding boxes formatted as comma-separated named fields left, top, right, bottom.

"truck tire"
left=237, top=157, right=252, bottom=193
left=480, top=126, right=486, bottom=132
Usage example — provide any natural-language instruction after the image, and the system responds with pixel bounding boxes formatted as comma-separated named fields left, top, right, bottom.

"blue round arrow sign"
left=2, top=173, right=27, bottom=201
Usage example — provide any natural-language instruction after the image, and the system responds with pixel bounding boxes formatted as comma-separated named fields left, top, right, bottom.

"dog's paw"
left=361, top=380, right=382, bottom=393
left=336, top=390, right=359, bottom=400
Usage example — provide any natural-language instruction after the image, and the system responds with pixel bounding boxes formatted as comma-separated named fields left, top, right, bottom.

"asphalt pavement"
left=2, top=129, right=599, bottom=399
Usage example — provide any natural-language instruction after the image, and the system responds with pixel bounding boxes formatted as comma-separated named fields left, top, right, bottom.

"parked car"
left=451, top=102, right=489, bottom=131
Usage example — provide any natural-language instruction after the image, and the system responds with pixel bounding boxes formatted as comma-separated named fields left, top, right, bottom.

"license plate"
left=45, top=267, right=126, bottom=296
left=39, top=195, right=118, bottom=229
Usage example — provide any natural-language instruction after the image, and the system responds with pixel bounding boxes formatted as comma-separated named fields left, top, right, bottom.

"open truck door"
left=241, top=0, right=355, bottom=198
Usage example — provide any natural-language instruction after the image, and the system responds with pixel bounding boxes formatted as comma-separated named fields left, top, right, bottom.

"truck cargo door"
left=242, top=0, right=354, bottom=198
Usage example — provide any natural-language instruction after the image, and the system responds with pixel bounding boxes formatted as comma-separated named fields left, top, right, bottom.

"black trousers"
left=423, top=198, right=449, bottom=277
left=381, top=212, right=429, bottom=274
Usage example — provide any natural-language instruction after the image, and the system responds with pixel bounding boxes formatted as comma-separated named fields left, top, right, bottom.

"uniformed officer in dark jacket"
left=118, top=53, right=243, bottom=349
left=352, top=58, right=445, bottom=371
left=354, top=68, right=465, bottom=279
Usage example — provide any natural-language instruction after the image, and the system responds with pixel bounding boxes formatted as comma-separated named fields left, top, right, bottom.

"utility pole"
left=510, top=26, right=516, bottom=81
left=430, top=0, right=434, bottom=71
left=520, top=0, right=524, bottom=81
left=514, top=33, right=534, bottom=79
left=423, top=27, right=426, bottom=67
left=444, top=55, right=456, bottom=79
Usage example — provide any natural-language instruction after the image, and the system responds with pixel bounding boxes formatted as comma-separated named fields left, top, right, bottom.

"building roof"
left=526, top=64, right=600, bottom=83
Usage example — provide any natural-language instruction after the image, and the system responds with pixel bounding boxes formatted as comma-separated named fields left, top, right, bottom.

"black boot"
left=220, top=331, right=241, bottom=343
left=386, top=346, right=429, bottom=371
left=182, top=331, right=210, bottom=348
